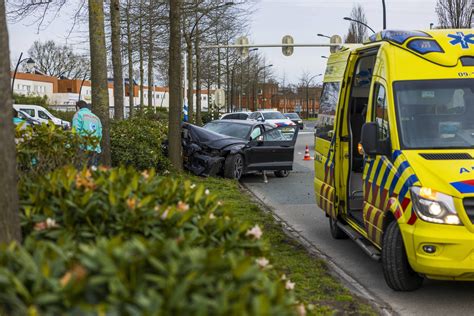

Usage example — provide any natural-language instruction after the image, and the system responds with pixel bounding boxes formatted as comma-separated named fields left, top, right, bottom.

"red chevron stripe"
left=372, top=184, right=380, bottom=206
left=394, top=207, right=402, bottom=219
left=401, top=197, right=410, bottom=211
left=407, top=210, right=418, bottom=225
left=380, top=189, right=388, bottom=210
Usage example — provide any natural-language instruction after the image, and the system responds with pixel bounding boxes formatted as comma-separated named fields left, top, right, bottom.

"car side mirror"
left=360, top=122, right=390, bottom=156
left=257, top=117, right=264, bottom=122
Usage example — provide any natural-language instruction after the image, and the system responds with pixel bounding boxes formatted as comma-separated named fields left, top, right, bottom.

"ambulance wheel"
left=274, top=170, right=289, bottom=178
left=382, top=221, right=423, bottom=291
left=329, top=216, right=348, bottom=239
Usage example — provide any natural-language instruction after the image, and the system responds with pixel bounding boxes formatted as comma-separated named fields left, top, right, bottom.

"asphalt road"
left=241, top=122, right=474, bottom=316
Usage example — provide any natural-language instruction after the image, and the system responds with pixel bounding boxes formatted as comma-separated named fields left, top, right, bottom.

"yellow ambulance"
left=314, top=29, right=474, bottom=291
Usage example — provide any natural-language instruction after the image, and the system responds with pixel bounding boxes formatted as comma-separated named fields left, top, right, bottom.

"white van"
left=13, top=104, right=71, bottom=129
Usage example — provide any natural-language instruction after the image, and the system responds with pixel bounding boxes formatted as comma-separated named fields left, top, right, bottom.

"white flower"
left=285, top=280, right=295, bottom=290
left=45, top=218, right=58, bottom=228
left=281, top=274, right=287, bottom=280
left=161, top=209, right=169, bottom=220
left=90, top=165, right=97, bottom=171
left=255, top=257, right=269, bottom=268
left=246, top=225, right=263, bottom=239
left=205, top=189, right=210, bottom=195
left=190, top=184, right=196, bottom=189
left=296, top=303, right=306, bottom=316
left=209, top=213, right=216, bottom=220
left=163, top=170, right=170, bottom=175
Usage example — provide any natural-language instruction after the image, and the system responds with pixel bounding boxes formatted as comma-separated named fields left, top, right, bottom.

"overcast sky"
left=7, top=0, right=439, bottom=84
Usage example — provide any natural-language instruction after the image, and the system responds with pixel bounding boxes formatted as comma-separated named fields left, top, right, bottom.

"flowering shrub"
left=0, top=237, right=296, bottom=315
left=20, top=167, right=265, bottom=254
left=15, top=123, right=99, bottom=178
left=110, top=117, right=170, bottom=171
left=0, top=166, right=302, bottom=315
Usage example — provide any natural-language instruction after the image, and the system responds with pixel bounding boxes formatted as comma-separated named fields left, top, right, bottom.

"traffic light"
left=282, top=35, right=294, bottom=56
left=236, top=36, right=249, bottom=58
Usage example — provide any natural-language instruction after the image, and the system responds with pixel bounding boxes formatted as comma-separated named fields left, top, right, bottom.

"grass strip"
left=182, top=174, right=377, bottom=315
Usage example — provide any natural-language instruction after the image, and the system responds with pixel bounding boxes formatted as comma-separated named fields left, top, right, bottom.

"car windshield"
left=285, top=113, right=299, bottom=119
left=204, top=122, right=252, bottom=139
left=263, top=112, right=286, bottom=120
left=394, top=79, right=474, bottom=149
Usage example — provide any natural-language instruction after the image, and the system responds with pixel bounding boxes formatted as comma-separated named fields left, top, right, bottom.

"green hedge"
left=110, top=116, right=170, bottom=171
left=15, top=124, right=99, bottom=178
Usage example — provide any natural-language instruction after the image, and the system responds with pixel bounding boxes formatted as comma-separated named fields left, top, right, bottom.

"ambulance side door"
left=362, top=79, right=393, bottom=246
left=314, top=82, right=341, bottom=218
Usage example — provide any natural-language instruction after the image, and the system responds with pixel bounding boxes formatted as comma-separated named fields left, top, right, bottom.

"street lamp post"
left=343, top=17, right=376, bottom=34
left=382, top=0, right=386, bottom=30
left=262, top=64, right=273, bottom=109
left=305, top=73, right=322, bottom=119
left=317, top=33, right=331, bottom=39
left=254, top=64, right=273, bottom=111
left=11, top=52, right=36, bottom=92
left=246, top=49, right=258, bottom=110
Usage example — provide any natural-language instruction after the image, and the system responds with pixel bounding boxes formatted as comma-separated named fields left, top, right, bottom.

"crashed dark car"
left=182, top=119, right=298, bottom=180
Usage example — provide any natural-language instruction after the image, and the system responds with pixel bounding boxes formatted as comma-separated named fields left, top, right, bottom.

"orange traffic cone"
left=303, top=145, right=312, bottom=161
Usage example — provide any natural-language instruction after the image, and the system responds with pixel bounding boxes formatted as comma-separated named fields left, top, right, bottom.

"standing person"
left=73, top=100, right=103, bottom=166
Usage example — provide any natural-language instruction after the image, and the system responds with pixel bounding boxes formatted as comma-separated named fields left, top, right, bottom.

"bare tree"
left=27, top=40, right=89, bottom=79
left=126, top=0, right=134, bottom=118
left=110, top=0, right=124, bottom=120
left=0, top=0, right=22, bottom=243
left=345, top=4, right=368, bottom=44
left=169, top=0, right=182, bottom=170
left=89, top=0, right=111, bottom=165
left=436, top=0, right=472, bottom=28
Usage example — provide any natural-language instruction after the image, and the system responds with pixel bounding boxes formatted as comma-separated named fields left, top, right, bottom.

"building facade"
left=11, top=72, right=212, bottom=117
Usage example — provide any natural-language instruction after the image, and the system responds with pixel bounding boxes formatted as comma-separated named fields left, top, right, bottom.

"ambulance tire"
left=382, top=221, right=423, bottom=291
left=329, top=216, right=348, bottom=239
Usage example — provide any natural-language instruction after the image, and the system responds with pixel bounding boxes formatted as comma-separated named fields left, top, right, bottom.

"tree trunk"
left=0, top=1, right=21, bottom=244
left=147, top=10, right=154, bottom=109
left=226, top=47, right=230, bottom=112
left=169, top=0, right=182, bottom=170
left=195, top=26, right=202, bottom=125
left=88, top=0, right=111, bottom=166
left=110, top=0, right=124, bottom=120
left=186, top=39, right=193, bottom=123
left=126, top=0, right=134, bottom=118
left=139, top=0, right=144, bottom=109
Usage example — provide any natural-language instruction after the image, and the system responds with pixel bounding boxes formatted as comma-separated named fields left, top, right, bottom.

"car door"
left=244, top=125, right=298, bottom=171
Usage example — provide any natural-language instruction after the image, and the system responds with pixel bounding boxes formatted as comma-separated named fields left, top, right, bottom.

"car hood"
left=183, top=123, right=247, bottom=150
left=403, top=150, right=474, bottom=198
left=265, top=118, right=295, bottom=125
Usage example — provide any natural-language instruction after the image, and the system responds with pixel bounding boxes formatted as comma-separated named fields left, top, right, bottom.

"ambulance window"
left=373, top=84, right=389, bottom=140
left=316, top=82, right=340, bottom=140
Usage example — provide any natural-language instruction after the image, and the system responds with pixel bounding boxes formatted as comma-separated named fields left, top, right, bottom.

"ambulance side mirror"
left=360, top=122, right=390, bottom=156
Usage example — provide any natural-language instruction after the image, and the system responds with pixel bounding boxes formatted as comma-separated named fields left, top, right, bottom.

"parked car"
left=248, top=110, right=296, bottom=127
left=13, top=104, right=71, bottom=129
left=284, top=112, right=304, bottom=129
left=182, top=119, right=298, bottom=180
left=220, top=111, right=252, bottom=120
left=13, top=108, right=41, bottom=128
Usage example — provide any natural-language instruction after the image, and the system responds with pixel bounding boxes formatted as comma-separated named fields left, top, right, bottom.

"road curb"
left=240, top=183, right=396, bottom=316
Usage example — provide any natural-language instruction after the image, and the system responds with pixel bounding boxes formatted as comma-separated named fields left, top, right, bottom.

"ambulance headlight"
left=410, top=187, right=462, bottom=225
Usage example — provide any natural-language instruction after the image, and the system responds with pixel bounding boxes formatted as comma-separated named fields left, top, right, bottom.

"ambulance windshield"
left=394, top=79, right=474, bottom=149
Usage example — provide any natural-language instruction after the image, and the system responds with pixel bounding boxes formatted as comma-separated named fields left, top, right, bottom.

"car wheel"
left=274, top=170, right=289, bottom=178
left=329, top=216, right=348, bottom=239
left=224, top=154, right=244, bottom=180
left=382, top=221, right=423, bottom=291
